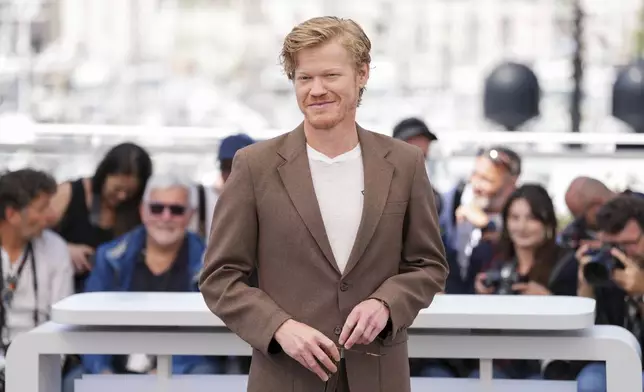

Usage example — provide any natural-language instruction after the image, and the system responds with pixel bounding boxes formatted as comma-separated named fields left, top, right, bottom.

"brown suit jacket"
left=199, top=124, right=448, bottom=392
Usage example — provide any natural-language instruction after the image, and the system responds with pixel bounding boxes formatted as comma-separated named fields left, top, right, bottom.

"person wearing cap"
left=189, top=134, right=255, bottom=243
left=392, top=118, right=442, bottom=215
left=392, top=118, right=438, bottom=160
left=218, top=134, right=256, bottom=184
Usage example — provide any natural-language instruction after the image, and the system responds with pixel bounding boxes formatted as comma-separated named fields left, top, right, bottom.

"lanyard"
left=0, top=242, right=38, bottom=348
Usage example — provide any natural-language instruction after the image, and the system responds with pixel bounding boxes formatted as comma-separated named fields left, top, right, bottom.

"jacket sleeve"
left=81, top=245, right=116, bottom=374
left=199, top=149, right=292, bottom=355
left=370, top=149, right=449, bottom=339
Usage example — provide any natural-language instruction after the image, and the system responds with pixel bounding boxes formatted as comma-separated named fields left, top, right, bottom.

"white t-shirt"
left=307, top=144, right=364, bottom=273
left=0, top=230, right=74, bottom=344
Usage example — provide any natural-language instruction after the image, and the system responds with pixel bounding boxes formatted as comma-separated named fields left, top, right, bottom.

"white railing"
left=4, top=292, right=642, bottom=392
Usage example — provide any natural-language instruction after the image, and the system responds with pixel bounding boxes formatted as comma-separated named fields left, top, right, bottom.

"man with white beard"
left=64, top=174, right=217, bottom=390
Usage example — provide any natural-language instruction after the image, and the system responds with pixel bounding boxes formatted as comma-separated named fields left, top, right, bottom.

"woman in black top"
left=50, top=142, right=153, bottom=292
left=473, top=184, right=578, bottom=379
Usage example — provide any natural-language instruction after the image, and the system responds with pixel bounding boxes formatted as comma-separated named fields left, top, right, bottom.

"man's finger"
left=511, top=283, right=527, bottom=292
left=320, top=337, right=341, bottom=362
left=575, top=244, right=589, bottom=261
left=611, top=248, right=638, bottom=269
left=612, top=269, right=627, bottom=288
left=361, top=324, right=375, bottom=345
left=300, top=352, right=328, bottom=382
left=339, top=309, right=359, bottom=345
left=310, top=344, right=337, bottom=374
left=344, top=317, right=367, bottom=350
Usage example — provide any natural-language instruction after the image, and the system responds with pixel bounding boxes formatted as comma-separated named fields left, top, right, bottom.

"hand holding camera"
left=576, top=243, right=644, bottom=295
left=610, top=248, right=644, bottom=295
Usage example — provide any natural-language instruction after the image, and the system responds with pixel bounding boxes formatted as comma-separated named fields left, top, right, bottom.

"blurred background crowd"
left=3, top=1, right=644, bottom=392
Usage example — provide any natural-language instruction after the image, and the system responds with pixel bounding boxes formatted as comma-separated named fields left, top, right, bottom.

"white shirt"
left=307, top=144, right=364, bottom=273
left=0, top=230, right=74, bottom=344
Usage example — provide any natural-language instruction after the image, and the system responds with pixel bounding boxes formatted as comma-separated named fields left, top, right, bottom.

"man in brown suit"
left=199, top=16, right=448, bottom=392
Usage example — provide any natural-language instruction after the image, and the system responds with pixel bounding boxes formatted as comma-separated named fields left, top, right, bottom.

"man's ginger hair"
left=280, top=16, right=372, bottom=106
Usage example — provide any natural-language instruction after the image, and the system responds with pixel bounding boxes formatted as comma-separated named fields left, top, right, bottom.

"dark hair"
left=596, top=194, right=644, bottom=234
left=392, top=117, right=437, bottom=142
left=0, top=169, right=57, bottom=220
left=496, top=183, right=560, bottom=286
left=91, top=143, right=153, bottom=235
left=220, top=159, right=233, bottom=174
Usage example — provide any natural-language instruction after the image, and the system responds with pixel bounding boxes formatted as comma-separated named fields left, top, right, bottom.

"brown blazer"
left=199, top=124, right=448, bottom=392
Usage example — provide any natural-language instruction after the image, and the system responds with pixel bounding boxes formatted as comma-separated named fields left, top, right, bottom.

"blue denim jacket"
left=81, top=225, right=208, bottom=374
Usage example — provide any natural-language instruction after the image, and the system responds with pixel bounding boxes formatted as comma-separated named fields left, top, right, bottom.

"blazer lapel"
left=342, top=126, right=394, bottom=277
left=277, top=124, right=340, bottom=274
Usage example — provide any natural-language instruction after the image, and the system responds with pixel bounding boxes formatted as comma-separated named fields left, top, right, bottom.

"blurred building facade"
left=1, top=0, right=643, bottom=132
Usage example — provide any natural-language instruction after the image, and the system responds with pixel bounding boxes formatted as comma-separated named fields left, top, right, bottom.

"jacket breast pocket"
left=382, top=201, right=408, bottom=216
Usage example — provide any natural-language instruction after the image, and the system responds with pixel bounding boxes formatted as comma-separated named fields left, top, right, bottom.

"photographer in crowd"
left=576, top=195, right=644, bottom=392
left=472, top=184, right=577, bottom=379
left=0, top=169, right=74, bottom=348
left=440, top=146, right=521, bottom=294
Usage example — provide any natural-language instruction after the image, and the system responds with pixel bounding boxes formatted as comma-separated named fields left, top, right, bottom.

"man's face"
left=600, top=219, right=644, bottom=263
left=7, top=193, right=53, bottom=240
left=103, top=174, right=140, bottom=208
left=469, top=156, right=513, bottom=209
left=293, top=39, right=369, bottom=130
left=141, top=187, right=193, bottom=247
left=404, top=135, right=432, bottom=158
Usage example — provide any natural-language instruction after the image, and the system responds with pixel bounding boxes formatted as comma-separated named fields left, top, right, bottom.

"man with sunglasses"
left=575, top=194, right=644, bottom=392
left=65, top=174, right=217, bottom=390
left=439, top=146, right=521, bottom=295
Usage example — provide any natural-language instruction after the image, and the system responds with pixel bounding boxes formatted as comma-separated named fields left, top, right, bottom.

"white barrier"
left=5, top=293, right=642, bottom=392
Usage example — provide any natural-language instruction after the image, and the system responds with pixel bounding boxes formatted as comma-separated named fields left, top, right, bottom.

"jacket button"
left=340, top=282, right=349, bottom=292
left=334, top=326, right=342, bottom=335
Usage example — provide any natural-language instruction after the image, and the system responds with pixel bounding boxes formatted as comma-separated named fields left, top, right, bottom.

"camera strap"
left=0, top=242, right=38, bottom=351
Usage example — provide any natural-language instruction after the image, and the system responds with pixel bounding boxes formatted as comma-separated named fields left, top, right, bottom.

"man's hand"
left=339, top=299, right=389, bottom=350
left=68, top=243, right=94, bottom=273
left=512, top=281, right=551, bottom=296
left=455, top=204, right=489, bottom=229
left=474, top=272, right=495, bottom=294
left=611, top=248, right=644, bottom=295
left=273, top=319, right=340, bottom=382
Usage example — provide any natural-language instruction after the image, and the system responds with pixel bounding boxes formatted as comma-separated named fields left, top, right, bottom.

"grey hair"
left=142, top=173, right=196, bottom=209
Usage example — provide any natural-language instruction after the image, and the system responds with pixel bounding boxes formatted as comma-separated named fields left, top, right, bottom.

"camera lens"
left=583, top=262, right=611, bottom=287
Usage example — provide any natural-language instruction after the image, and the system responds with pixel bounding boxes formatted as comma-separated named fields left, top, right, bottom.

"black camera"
left=582, top=245, right=625, bottom=287
left=482, top=263, right=529, bottom=295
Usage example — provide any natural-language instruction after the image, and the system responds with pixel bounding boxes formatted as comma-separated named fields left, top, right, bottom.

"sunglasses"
left=477, top=148, right=520, bottom=176
left=148, top=203, right=187, bottom=216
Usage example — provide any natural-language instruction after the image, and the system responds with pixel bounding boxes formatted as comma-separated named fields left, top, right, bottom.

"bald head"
left=565, top=176, right=616, bottom=228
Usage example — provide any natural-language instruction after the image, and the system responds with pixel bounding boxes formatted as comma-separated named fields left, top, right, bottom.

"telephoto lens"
left=582, top=246, right=625, bottom=287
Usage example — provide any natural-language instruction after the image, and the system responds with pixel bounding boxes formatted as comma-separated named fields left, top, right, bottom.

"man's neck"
left=303, top=120, right=359, bottom=158
left=144, top=236, right=184, bottom=274
left=0, top=223, right=28, bottom=263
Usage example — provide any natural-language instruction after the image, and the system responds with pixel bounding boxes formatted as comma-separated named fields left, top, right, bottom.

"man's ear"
left=357, top=63, right=369, bottom=87
left=4, top=206, right=20, bottom=225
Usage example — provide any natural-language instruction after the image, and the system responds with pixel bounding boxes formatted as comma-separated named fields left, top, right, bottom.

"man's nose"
left=116, top=191, right=128, bottom=202
left=160, top=208, right=173, bottom=221
left=310, top=77, right=327, bottom=96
